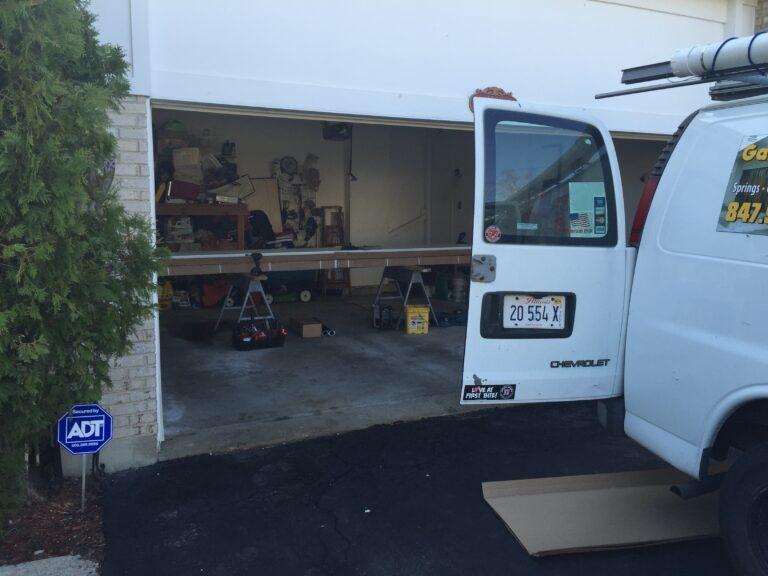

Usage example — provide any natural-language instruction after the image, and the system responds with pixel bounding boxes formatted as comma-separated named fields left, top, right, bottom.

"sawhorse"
left=214, top=273, right=275, bottom=332
left=372, top=266, right=439, bottom=330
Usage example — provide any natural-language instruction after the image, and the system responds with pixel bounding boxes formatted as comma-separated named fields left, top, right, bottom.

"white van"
left=460, top=40, right=768, bottom=574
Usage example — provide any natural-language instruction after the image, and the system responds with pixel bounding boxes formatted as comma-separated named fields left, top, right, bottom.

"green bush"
left=0, top=1, right=164, bottom=520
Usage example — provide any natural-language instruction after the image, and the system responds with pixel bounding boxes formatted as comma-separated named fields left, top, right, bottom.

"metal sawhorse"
left=372, top=266, right=439, bottom=329
left=214, top=254, right=275, bottom=332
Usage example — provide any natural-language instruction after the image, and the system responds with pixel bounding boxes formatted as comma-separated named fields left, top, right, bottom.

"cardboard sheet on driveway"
left=482, top=468, right=719, bottom=556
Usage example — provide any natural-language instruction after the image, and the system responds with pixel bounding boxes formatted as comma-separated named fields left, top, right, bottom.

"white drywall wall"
left=348, top=124, right=428, bottom=285
left=428, top=130, right=475, bottom=246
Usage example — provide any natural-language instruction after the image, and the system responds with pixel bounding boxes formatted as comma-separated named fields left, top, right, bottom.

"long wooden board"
left=162, top=245, right=471, bottom=276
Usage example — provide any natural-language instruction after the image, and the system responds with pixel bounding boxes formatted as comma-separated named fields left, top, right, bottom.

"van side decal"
left=718, top=134, right=768, bottom=235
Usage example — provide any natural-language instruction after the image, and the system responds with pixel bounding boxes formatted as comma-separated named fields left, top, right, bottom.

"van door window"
left=484, top=110, right=618, bottom=246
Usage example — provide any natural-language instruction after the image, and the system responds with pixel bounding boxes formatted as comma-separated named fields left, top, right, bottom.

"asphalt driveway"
left=102, top=403, right=733, bottom=575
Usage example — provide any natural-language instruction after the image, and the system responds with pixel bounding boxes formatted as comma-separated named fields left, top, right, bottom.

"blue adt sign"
left=57, top=404, right=113, bottom=455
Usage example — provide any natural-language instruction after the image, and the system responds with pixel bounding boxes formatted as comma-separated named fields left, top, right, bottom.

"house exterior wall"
left=61, top=96, right=160, bottom=475
left=89, top=0, right=759, bottom=137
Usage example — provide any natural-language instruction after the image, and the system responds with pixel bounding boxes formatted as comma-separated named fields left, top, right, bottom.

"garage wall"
left=104, top=97, right=159, bottom=466
left=152, top=110, right=470, bottom=286
left=428, top=130, right=475, bottom=246
left=349, top=124, right=429, bottom=285
left=349, top=125, right=473, bottom=285
left=63, top=96, right=160, bottom=475
left=91, top=0, right=755, bottom=136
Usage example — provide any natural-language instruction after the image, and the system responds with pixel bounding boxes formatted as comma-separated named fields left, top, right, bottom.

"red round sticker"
left=485, top=225, right=501, bottom=243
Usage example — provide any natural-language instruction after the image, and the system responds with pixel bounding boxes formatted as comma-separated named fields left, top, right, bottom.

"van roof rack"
left=596, top=33, right=768, bottom=101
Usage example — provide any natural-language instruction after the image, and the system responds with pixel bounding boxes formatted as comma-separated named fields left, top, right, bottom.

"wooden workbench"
left=156, top=203, right=249, bottom=250
left=161, top=245, right=472, bottom=277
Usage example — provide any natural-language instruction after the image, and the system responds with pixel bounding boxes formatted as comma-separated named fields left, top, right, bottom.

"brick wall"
left=99, top=96, right=159, bottom=468
left=103, top=319, right=158, bottom=440
left=110, top=96, right=153, bottom=215
left=758, top=0, right=768, bottom=31
left=62, top=95, right=158, bottom=474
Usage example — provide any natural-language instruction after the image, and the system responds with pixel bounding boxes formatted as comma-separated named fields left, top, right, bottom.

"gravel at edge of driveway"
left=0, top=556, right=98, bottom=576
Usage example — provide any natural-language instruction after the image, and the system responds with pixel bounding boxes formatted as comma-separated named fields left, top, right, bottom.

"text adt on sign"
left=57, top=403, right=113, bottom=455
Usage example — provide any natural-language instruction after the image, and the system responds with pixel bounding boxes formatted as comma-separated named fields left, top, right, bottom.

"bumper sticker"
left=462, top=383, right=516, bottom=401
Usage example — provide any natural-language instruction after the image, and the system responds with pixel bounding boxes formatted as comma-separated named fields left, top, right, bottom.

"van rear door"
left=461, top=99, right=628, bottom=404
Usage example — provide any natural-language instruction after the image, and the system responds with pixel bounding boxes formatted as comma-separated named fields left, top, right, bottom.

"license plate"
left=503, top=295, right=565, bottom=330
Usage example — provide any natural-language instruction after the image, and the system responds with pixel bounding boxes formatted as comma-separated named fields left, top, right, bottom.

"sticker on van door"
left=462, top=383, right=517, bottom=401
left=569, top=182, right=607, bottom=238
left=718, top=135, right=768, bottom=235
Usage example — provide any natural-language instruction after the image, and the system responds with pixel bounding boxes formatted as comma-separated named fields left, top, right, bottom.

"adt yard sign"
left=57, top=403, right=112, bottom=455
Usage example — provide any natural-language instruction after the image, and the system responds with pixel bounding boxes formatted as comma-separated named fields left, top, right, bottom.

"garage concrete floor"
left=159, top=295, right=478, bottom=460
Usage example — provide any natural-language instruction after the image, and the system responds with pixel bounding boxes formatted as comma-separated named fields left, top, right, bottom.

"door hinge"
left=471, top=255, right=496, bottom=282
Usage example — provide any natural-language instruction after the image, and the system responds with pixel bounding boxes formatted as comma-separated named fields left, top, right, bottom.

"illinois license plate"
left=503, top=295, right=565, bottom=330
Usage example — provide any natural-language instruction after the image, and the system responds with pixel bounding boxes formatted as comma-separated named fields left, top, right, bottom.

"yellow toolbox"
left=404, top=305, right=430, bottom=335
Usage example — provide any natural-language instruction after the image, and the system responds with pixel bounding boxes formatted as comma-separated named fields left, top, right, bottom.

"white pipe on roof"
left=671, top=33, right=768, bottom=78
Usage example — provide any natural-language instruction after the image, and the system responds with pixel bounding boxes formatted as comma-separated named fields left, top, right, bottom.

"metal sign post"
left=81, top=454, right=87, bottom=511
left=57, top=404, right=113, bottom=512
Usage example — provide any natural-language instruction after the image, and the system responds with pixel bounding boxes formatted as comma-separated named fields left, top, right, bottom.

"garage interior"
left=151, top=104, right=667, bottom=459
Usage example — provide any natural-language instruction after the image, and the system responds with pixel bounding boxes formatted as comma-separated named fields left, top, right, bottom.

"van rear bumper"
left=625, top=411, right=702, bottom=478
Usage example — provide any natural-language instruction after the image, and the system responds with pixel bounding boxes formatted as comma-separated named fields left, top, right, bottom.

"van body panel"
left=624, top=411, right=702, bottom=478
left=624, top=101, right=768, bottom=474
left=615, top=246, right=638, bottom=396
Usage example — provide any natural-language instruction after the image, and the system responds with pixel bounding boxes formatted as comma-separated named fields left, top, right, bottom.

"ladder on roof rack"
left=596, top=32, right=768, bottom=101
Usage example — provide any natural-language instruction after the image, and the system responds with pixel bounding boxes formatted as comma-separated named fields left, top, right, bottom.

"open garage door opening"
left=151, top=104, right=667, bottom=459
left=152, top=106, right=482, bottom=459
